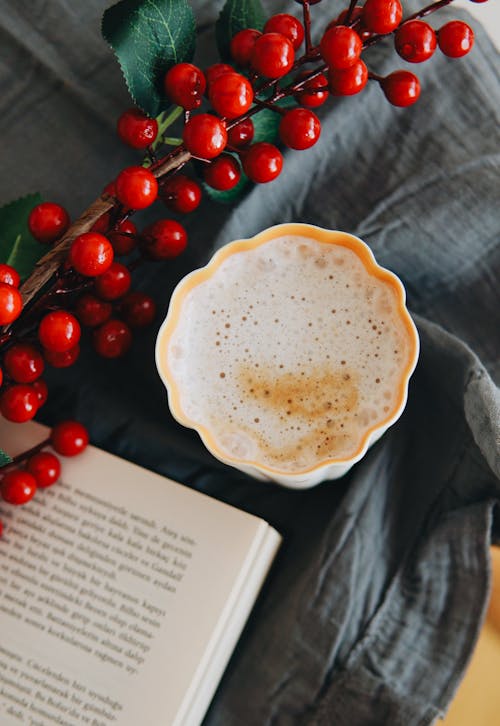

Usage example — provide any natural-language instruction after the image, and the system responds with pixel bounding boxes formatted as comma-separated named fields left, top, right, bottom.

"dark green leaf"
left=102, top=0, right=196, bottom=117
left=216, top=0, right=266, bottom=61
left=0, top=194, right=44, bottom=281
left=0, top=449, right=12, bottom=467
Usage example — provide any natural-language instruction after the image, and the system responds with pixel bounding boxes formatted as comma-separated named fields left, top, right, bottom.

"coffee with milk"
left=166, top=233, right=415, bottom=473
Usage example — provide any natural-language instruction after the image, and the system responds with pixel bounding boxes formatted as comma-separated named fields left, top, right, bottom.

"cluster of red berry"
left=0, top=0, right=486, bottom=533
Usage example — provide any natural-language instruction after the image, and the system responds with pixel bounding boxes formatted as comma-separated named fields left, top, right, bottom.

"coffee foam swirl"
left=168, top=235, right=413, bottom=471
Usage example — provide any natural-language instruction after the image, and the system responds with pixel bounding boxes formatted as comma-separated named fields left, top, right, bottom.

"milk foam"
left=168, top=235, right=412, bottom=471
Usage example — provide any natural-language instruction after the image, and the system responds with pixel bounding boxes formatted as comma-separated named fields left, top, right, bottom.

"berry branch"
left=0, top=0, right=484, bottom=531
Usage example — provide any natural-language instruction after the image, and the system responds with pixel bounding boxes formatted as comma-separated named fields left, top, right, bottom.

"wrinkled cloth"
left=0, top=1, right=499, bottom=724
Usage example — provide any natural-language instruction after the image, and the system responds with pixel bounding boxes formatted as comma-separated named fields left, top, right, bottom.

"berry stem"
left=0, top=437, right=50, bottom=470
left=302, top=1, right=313, bottom=55
left=344, top=0, right=360, bottom=26
left=363, top=0, right=456, bottom=48
left=254, top=99, right=287, bottom=115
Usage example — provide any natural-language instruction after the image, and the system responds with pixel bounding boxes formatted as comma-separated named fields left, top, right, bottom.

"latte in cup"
left=156, top=225, right=419, bottom=487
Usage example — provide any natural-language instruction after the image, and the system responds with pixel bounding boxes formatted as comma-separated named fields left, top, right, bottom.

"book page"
left=0, top=421, right=280, bottom=726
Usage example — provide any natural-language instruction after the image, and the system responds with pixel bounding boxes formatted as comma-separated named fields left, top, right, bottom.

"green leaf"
left=216, top=0, right=266, bottom=62
left=102, top=0, right=196, bottom=118
left=0, top=194, right=44, bottom=281
left=0, top=449, right=12, bottom=467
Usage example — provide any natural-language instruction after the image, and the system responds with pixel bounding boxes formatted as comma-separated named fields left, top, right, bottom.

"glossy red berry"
left=294, top=72, right=329, bottom=107
left=116, top=166, right=158, bottom=210
left=120, top=292, right=156, bottom=328
left=93, top=320, right=132, bottom=359
left=183, top=114, right=227, bottom=159
left=381, top=70, right=421, bottom=107
left=0, top=385, right=38, bottom=423
left=103, top=180, right=117, bottom=197
left=51, top=420, right=89, bottom=456
left=38, top=310, right=81, bottom=353
left=320, top=26, right=362, bottom=69
left=209, top=72, right=254, bottom=119
left=362, top=0, right=402, bottom=34
left=227, top=118, right=254, bottom=147
left=161, top=175, right=202, bottom=214
left=329, top=59, right=368, bottom=95
left=109, top=219, right=138, bottom=256
left=117, top=108, right=158, bottom=149
left=205, top=63, right=234, bottom=88
left=395, top=20, right=437, bottom=62
left=32, top=379, right=48, bottom=408
left=164, top=63, right=206, bottom=110
left=4, top=344, right=44, bottom=383
left=336, top=5, right=364, bottom=25
left=0, top=264, right=20, bottom=288
left=204, top=155, right=241, bottom=190
left=0, top=283, right=22, bottom=326
left=142, top=220, right=188, bottom=259
left=250, top=33, right=295, bottom=79
left=94, top=262, right=131, bottom=301
left=279, top=109, right=321, bottom=150
left=91, top=211, right=111, bottom=234
left=28, top=202, right=70, bottom=244
left=1, top=470, right=37, bottom=505
left=27, top=451, right=61, bottom=488
left=438, top=21, right=474, bottom=58
left=44, top=344, right=80, bottom=368
left=75, top=294, right=112, bottom=327
left=242, top=143, right=283, bottom=183
left=264, top=14, right=304, bottom=50
left=69, top=232, right=114, bottom=277
left=230, top=29, right=262, bottom=66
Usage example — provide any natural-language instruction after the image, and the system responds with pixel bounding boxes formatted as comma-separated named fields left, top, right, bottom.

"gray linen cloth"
left=0, top=1, right=499, bottom=724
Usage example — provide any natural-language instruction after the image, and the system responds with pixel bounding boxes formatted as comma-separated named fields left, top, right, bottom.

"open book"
left=0, top=421, right=281, bottom=726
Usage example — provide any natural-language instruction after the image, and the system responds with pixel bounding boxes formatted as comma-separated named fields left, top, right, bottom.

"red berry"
left=329, top=59, right=368, bottom=95
left=75, top=294, right=112, bottom=327
left=0, top=385, right=38, bottom=423
left=103, top=180, right=117, bottom=197
left=116, top=166, right=158, bottom=210
left=164, top=63, right=206, bottom=110
left=44, top=344, right=80, bottom=368
left=38, top=310, right=81, bottom=353
left=0, top=368, right=2, bottom=388
left=209, top=72, right=254, bottom=119
left=230, top=29, right=262, bottom=66
left=120, top=292, right=156, bottom=328
left=362, top=0, right=403, bottom=34
left=161, top=175, right=202, bottom=214
left=227, top=118, right=255, bottom=147
left=204, top=155, right=241, bottom=190
left=0, top=264, right=20, bottom=288
left=320, top=26, right=362, bottom=69
left=0, top=520, right=3, bottom=537
left=183, top=114, right=227, bottom=159
left=51, top=420, right=89, bottom=456
left=250, top=33, right=295, bottom=79
left=294, top=72, right=329, bottom=107
left=242, top=143, right=283, bottom=183
left=4, top=344, right=44, bottom=383
left=438, top=21, right=474, bottom=58
left=264, top=14, right=304, bottom=50
left=117, top=107, right=158, bottom=149
left=395, top=20, right=437, bottom=62
left=94, top=262, right=131, bottom=301
left=28, top=202, right=70, bottom=244
left=0, top=283, right=23, bottom=326
left=27, top=451, right=61, bottom=488
left=69, top=232, right=114, bottom=277
left=93, top=320, right=132, bottom=359
left=32, top=379, right=48, bottom=408
left=279, top=109, right=321, bottom=150
left=336, top=5, right=364, bottom=25
left=381, top=70, right=421, bottom=107
left=1, top=470, right=37, bottom=505
left=205, top=63, right=234, bottom=88
left=109, top=219, right=138, bottom=256
left=91, top=211, right=111, bottom=234
left=142, top=220, right=187, bottom=259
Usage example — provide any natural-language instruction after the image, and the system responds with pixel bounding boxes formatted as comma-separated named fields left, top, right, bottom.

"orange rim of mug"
left=156, top=224, right=419, bottom=477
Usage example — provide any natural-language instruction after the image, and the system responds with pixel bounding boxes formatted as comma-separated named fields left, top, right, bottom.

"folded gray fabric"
left=0, top=1, right=499, bottom=724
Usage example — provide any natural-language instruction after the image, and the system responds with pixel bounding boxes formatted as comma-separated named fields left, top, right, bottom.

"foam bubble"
left=168, top=235, right=413, bottom=471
